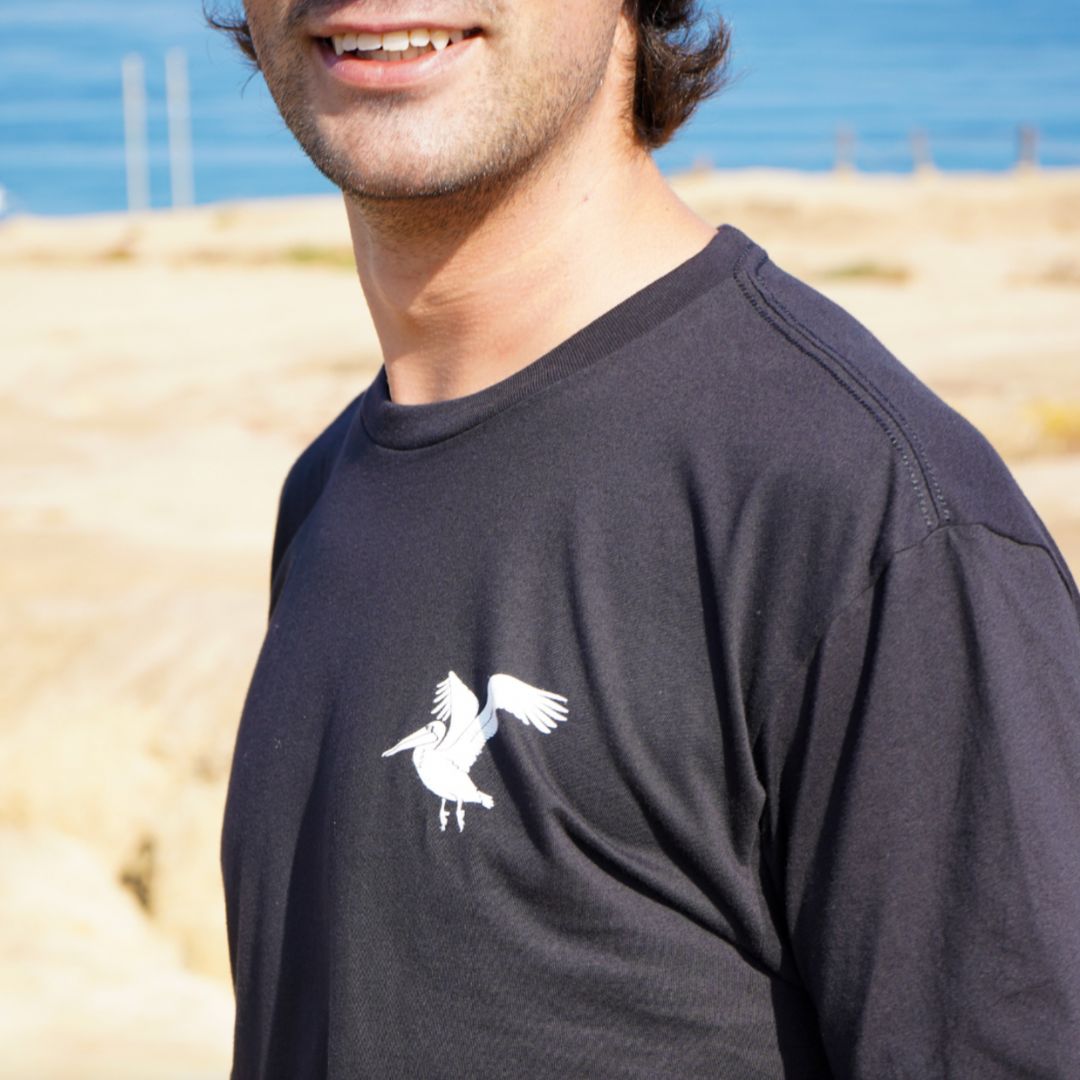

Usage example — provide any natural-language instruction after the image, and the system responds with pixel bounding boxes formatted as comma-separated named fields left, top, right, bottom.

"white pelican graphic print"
left=381, top=671, right=569, bottom=832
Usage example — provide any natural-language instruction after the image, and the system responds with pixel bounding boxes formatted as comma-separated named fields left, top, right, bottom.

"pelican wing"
left=431, top=670, right=479, bottom=727
left=441, top=673, right=568, bottom=773
left=486, top=673, right=569, bottom=734
left=436, top=671, right=494, bottom=773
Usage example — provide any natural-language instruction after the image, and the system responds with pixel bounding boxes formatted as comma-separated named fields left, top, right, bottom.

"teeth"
left=381, top=30, right=410, bottom=51
left=330, top=27, right=472, bottom=57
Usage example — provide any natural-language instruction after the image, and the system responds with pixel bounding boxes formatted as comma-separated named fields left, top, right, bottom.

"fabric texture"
left=221, top=224, right=1080, bottom=1079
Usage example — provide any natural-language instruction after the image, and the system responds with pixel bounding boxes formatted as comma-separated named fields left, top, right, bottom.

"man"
left=212, top=2, right=1080, bottom=1077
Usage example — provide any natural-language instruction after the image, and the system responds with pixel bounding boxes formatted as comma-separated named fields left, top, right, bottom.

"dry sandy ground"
left=1, top=167, right=1077, bottom=1077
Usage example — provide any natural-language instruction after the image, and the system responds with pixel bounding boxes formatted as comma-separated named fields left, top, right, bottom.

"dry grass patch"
left=1010, top=259, right=1080, bottom=288
left=816, top=260, right=912, bottom=284
left=1026, top=399, right=1080, bottom=454
left=166, top=244, right=356, bottom=271
left=278, top=243, right=355, bottom=270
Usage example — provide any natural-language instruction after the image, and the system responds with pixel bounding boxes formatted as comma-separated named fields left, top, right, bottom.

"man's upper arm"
left=760, top=522, right=1080, bottom=1077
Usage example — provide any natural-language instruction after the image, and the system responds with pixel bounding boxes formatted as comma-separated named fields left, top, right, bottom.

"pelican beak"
left=381, top=725, right=438, bottom=757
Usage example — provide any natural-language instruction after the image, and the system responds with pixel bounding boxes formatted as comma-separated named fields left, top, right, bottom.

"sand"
left=1, top=166, right=1078, bottom=1076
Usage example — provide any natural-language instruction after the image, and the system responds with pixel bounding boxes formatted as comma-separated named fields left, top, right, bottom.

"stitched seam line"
left=743, top=247, right=951, bottom=522
left=733, top=264, right=935, bottom=531
left=747, top=522, right=1077, bottom=751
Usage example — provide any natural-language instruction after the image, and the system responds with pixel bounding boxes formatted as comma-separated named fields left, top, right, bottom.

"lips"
left=324, top=27, right=481, bottom=59
left=314, top=26, right=482, bottom=88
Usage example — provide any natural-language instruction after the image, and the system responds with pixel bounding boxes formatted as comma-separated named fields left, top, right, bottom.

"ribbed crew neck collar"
left=358, top=223, right=751, bottom=451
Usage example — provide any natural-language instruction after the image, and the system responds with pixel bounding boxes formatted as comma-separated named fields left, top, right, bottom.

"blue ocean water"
left=0, top=0, right=1078, bottom=216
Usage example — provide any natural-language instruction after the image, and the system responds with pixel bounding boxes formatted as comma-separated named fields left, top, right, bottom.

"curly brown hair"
left=203, top=1, right=732, bottom=151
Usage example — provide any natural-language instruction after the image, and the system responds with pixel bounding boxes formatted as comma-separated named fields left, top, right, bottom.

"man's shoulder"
left=268, top=389, right=364, bottom=601
left=690, top=231, right=1058, bottom=559
left=671, top=234, right=1078, bottom=704
left=279, top=389, right=363, bottom=510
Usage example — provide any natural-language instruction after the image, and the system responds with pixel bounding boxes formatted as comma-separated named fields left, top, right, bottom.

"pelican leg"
left=438, top=799, right=449, bottom=832
left=455, top=801, right=465, bottom=832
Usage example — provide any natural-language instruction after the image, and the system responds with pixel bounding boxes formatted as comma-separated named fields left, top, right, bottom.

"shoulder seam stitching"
left=733, top=245, right=946, bottom=531
left=750, top=252, right=952, bottom=520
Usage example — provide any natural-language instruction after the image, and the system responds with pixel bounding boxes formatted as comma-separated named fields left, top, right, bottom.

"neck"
left=343, top=93, right=716, bottom=408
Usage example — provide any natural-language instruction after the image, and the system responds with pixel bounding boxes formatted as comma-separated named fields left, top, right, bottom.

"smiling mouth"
left=319, top=27, right=483, bottom=61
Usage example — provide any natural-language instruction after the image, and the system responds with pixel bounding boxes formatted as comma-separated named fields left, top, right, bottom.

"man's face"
left=241, top=1, right=633, bottom=203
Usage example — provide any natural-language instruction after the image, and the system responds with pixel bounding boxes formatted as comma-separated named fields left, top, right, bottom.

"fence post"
left=166, top=47, right=195, bottom=208
left=122, top=54, right=150, bottom=211
left=835, top=124, right=856, bottom=172
left=910, top=127, right=933, bottom=173
left=1016, top=124, right=1039, bottom=170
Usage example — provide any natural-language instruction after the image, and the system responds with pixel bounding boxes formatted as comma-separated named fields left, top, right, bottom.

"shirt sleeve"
left=758, top=522, right=1080, bottom=1078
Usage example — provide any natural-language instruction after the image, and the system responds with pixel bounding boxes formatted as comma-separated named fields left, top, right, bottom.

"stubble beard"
left=256, top=31, right=616, bottom=243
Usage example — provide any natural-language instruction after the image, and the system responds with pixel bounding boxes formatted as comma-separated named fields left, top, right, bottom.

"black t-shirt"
left=221, top=224, right=1080, bottom=1078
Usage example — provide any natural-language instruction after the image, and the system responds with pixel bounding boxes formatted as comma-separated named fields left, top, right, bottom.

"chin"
left=304, top=127, right=449, bottom=191
left=325, top=164, right=465, bottom=202
left=314, top=147, right=484, bottom=203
